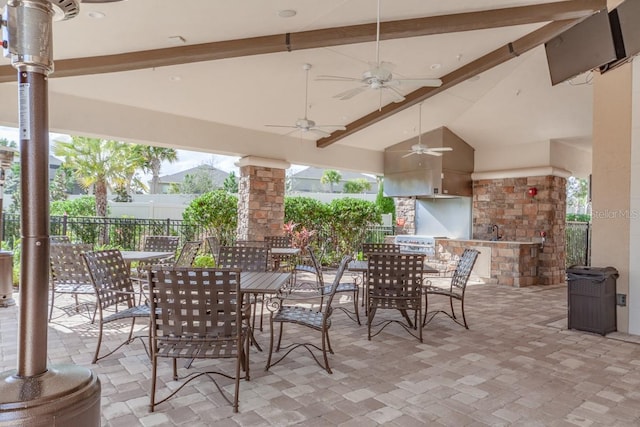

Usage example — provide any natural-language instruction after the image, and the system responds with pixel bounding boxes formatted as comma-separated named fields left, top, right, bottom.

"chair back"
left=362, top=243, right=400, bottom=258
left=143, top=235, right=180, bottom=253
left=234, top=240, right=266, bottom=248
left=206, top=236, right=220, bottom=260
left=174, top=241, right=202, bottom=267
left=50, top=243, right=93, bottom=285
left=367, top=253, right=425, bottom=301
left=218, top=245, right=268, bottom=272
left=264, top=235, right=291, bottom=249
left=321, top=255, right=352, bottom=314
left=450, top=249, right=479, bottom=293
left=149, top=268, right=243, bottom=341
left=82, top=249, right=138, bottom=311
left=50, top=235, right=71, bottom=244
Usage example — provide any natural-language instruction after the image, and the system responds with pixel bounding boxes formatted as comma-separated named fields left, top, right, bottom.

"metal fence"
left=566, top=221, right=590, bottom=267
left=1, top=214, right=208, bottom=251
left=1, top=213, right=589, bottom=266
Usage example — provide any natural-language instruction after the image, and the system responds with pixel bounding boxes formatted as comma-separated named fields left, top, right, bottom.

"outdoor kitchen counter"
left=436, top=238, right=541, bottom=287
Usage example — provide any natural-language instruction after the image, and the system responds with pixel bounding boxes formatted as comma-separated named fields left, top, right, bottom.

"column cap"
left=235, top=156, right=291, bottom=169
left=472, top=166, right=571, bottom=180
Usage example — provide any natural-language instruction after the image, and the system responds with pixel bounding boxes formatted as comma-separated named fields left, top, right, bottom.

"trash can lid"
left=566, top=265, right=619, bottom=280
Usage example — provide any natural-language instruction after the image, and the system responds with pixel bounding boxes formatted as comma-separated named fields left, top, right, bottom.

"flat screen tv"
left=604, top=0, right=640, bottom=69
left=545, top=9, right=617, bottom=86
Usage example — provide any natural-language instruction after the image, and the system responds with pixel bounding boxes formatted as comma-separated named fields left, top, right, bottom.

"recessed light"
left=277, top=9, right=297, bottom=18
left=87, top=11, right=105, bottom=19
left=430, top=63, right=441, bottom=70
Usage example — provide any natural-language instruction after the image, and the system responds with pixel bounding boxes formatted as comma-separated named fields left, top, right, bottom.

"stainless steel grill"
left=394, top=235, right=437, bottom=257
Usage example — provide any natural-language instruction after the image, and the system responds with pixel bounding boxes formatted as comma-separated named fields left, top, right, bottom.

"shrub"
left=183, top=190, right=237, bottom=245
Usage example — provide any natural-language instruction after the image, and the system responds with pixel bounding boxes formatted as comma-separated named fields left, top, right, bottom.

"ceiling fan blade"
left=334, top=86, right=367, bottom=100
left=313, top=125, right=347, bottom=130
left=265, top=124, right=297, bottom=129
left=425, top=151, right=444, bottom=156
left=402, top=151, right=417, bottom=158
left=389, top=78, right=443, bottom=87
left=309, top=128, right=332, bottom=137
left=427, top=147, right=454, bottom=152
left=316, top=75, right=362, bottom=82
left=384, top=86, right=406, bottom=103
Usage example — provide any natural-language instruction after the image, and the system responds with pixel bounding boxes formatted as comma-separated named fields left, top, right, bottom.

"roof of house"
left=291, top=167, right=377, bottom=182
left=159, top=165, right=229, bottom=186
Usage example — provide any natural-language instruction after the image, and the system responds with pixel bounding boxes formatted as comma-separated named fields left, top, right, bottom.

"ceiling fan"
left=265, top=63, right=346, bottom=138
left=399, top=103, right=452, bottom=157
left=316, top=0, right=442, bottom=106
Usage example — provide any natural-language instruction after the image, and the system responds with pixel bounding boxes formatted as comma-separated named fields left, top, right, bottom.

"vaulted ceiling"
left=0, top=0, right=604, bottom=173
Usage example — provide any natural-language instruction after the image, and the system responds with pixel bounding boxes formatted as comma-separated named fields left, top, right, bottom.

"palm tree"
left=140, top=146, right=178, bottom=194
left=320, top=169, right=342, bottom=193
left=53, top=136, right=127, bottom=218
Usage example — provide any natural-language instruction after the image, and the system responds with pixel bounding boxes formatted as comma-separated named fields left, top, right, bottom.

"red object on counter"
left=527, top=187, right=538, bottom=197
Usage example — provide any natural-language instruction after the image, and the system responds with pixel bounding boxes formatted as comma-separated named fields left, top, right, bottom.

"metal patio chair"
left=49, top=242, right=95, bottom=322
left=423, top=248, right=479, bottom=329
left=367, top=253, right=425, bottom=342
left=148, top=267, right=250, bottom=413
left=266, top=254, right=352, bottom=374
left=82, top=249, right=151, bottom=364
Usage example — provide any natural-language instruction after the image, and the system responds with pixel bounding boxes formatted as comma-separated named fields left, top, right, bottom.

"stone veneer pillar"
left=472, top=173, right=567, bottom=285
left=394, top=197, right=416, bottom=234
left=236, top=157, right=289, bottom=241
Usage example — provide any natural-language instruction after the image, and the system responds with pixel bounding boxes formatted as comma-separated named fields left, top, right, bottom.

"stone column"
left=394, top=197, right=416, bottom=234
left=236, top=156, right=289, bottom=241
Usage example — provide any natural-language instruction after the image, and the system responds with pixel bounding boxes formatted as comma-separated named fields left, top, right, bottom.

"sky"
left=0, top=125, right=243, bottom=176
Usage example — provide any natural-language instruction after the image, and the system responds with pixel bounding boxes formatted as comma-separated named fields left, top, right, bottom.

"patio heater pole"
left=0, top=1, right=101, bottom=425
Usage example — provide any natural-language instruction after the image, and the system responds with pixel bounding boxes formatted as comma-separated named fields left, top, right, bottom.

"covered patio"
left=2, top=274, right=639, bottom=426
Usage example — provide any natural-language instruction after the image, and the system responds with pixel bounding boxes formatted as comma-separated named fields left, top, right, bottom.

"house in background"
left=157, top=164, right=229, bottom=194
left=289, top=167, right=378, bottom=194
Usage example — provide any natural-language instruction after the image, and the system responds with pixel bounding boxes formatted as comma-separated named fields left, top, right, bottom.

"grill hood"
left=384, top=127, right=474, bottom=198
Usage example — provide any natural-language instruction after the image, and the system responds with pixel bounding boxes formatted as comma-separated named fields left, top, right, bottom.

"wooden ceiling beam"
left=0, top=0, right=604, bottom=83
left=316, top=18, right=585, bottom=148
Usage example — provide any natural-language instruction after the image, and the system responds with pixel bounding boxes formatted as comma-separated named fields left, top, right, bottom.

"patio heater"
left=0, top=1, right=101, bottom=425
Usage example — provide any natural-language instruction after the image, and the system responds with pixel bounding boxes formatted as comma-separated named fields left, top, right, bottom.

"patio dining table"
left=120, top=250, right=176, bottom=264
left=268, top=247, right=300, bottom=271
left=239, top=271, right=292, bottom=351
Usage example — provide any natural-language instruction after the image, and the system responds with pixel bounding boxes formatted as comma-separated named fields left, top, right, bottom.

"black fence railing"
left=566, top=221, right=591, bottom=267
left=1, top=213, right=590, bottom=267
left=2, top=214, right=208, bottom=251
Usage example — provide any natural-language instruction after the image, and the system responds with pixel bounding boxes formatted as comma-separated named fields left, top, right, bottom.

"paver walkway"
left=1, top=275, right=640, bottom=426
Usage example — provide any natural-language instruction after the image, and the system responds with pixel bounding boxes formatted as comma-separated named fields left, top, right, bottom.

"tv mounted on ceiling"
left=600, top=0, right=640, bottom=73
left=545, top=0, right=640, bottom=86
left=544, top=9, right=617, bottom=86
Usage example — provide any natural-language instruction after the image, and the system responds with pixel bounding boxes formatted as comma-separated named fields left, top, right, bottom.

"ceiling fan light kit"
left=316, top=0, right=442, bottom=108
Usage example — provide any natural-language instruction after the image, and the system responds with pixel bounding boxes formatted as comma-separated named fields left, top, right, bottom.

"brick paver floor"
left=1, top=273, right=640, bottom=426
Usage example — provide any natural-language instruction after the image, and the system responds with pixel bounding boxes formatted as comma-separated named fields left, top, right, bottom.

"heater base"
left=0, top=365, right=101, bottom=426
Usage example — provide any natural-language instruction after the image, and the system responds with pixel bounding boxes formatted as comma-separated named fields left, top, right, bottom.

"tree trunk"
left=95, top=179, right=108, bottom=245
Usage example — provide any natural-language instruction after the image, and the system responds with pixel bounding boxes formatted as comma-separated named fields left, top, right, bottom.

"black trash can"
left=566, top=266, right=618, bottom=336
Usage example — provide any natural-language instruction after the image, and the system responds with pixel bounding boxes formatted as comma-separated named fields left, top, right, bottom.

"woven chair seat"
left=54, top=283, right=94, bottom=294
left=273, top=305, right=329, bottom=330
left=156, top=337, right=241, bottom=359
left=423, top=285, right=462, bottom=299
left=103, top=304, right=151, bottom=324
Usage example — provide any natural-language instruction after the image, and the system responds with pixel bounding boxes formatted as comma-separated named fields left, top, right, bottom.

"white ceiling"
left=0, top=0, right=598, bottom=172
